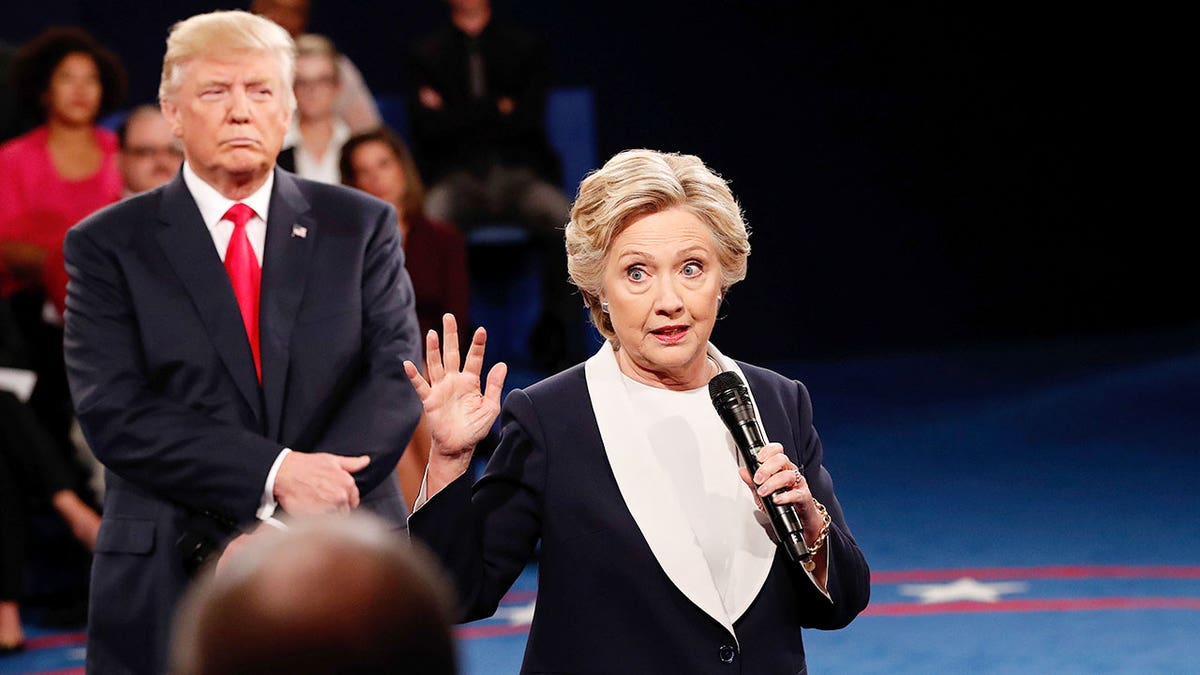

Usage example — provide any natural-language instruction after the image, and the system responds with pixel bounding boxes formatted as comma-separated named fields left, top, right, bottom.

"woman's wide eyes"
left=626, top=262, right=703, bottom=282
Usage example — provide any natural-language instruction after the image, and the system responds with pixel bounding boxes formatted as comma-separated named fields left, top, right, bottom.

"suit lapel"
left=259, top=170, right=314, bottom=439
left=155, top=174, right=263, bottom=421
left=584, top=343, right=781, bottom=643
left=585, top=343, right=737, bottom=641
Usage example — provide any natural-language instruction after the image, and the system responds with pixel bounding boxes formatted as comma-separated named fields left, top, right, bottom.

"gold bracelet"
left=807, top=499, right=831, bottom=556
left=799, top=500, right=832, bottom=572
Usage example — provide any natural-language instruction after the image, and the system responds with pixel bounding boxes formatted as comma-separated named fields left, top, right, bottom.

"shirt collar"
left=182, top=161, right=274, bottom=229
left=283, top=118, right=352, bottom=152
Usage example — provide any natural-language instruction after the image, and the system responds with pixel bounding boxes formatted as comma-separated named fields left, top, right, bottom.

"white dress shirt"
left=182, top=161, right=271, bottom=263
left=621, top=374, right=774, bottom=620
left=181, top=162, right=289, bottom=528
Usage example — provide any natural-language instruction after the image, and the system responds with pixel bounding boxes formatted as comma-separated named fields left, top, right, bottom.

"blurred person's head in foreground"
left=170, top=513, right=458, bottom=675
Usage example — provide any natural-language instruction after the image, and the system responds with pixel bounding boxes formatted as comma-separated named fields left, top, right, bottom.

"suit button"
left=718, top=645, right=736, bottom=664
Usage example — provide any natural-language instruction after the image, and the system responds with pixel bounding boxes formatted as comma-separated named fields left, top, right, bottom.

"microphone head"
left=708, top=370, right=756, bottom=427
left=708, top=370, right=746, bottom=402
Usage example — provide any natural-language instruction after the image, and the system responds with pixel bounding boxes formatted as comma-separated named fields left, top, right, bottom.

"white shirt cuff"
left=803, top=546, right=833, bottom=602
left=257, top=447, right=291, bottom=521
left=409, top=464, right=465, bottom=514
left=410, top=466, right=432, bottom=513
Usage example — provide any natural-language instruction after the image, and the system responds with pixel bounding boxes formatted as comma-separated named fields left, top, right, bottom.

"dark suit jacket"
left=63, top=169, right=422, bottom=674
left=408, top=360, right=871, bottom=675
left=276, top=146, right=296, bottom=174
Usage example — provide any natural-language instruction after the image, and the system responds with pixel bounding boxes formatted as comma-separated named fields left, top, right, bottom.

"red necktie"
left=223, top=203, right=262, bottom=383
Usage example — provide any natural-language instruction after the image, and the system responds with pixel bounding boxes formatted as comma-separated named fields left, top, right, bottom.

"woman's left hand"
left=738, top=442, right=828, bottom=548
left=403, top=314, right=507, bottom=493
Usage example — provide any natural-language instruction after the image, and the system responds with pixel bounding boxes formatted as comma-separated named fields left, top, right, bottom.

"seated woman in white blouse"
left=276, top=34, right=350, bottom=184
left=406, top=149, right=871, bottom=674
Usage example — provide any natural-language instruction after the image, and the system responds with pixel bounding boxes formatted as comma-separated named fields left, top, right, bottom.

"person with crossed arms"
left=62, top=11, right=421, bottom=674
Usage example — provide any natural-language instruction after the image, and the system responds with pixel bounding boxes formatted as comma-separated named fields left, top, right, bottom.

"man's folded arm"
left=305, top=204, right=422, bottom=495
left=64, top=226, right=282, bottom=524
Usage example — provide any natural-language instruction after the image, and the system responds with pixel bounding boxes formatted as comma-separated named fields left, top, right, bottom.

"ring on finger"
left=792, top=468, right=803, bottom=487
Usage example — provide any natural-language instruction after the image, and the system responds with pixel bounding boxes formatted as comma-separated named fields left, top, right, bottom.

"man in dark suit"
left=62, top=10, right=421, bottom=674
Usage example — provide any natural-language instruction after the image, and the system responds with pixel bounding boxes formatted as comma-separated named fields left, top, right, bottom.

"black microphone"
left=708, top=370, right=811, bottom=564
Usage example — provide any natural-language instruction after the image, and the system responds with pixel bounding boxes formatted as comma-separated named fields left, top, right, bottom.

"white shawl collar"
left=584, top=341, right=776, bottom=640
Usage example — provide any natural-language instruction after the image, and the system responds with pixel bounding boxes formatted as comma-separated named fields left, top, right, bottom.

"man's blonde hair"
left=159, top=10, right=296, bottom=110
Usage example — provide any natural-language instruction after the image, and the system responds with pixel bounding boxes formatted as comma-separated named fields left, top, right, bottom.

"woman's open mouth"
left=651, top=325, right=689, bottom=343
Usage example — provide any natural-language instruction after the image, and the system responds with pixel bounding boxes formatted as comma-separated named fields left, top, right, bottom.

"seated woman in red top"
left=0, top=27, right=126, bottom=314
left=341, top=127, right=469, bottom=510
left=341, top=127, right=469, bottom=338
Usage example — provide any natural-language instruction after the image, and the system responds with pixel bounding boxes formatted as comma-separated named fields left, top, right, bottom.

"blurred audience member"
left=252, top=0, right=381, bottom=132
left=0, top=28, right=125, bottom=482
left=117, top=104, right=183, bottom=196
left=341, top=127, right=468, bottom=509
left=342, top=128, right=468, bottom=340
left=1, top=299, right=100, bottom=655
left=171, top=513, right=457, bottom=675
left=409, top=0, right=579, bottom=370
left=0, top=27, right=125, bottom=313
left=278, top=34, right=350, bottom=184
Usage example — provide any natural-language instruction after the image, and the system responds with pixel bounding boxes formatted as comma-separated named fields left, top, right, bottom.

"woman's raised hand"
left=404, top=314, right=507, bottom=481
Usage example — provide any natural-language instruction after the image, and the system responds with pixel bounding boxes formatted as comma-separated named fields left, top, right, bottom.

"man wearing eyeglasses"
left=117, top=105, right=184, bottom=196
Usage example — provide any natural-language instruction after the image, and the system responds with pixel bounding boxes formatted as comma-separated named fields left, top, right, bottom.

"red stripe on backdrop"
left=871, top=565, right=1200, bottom=583
left=31, top=669, right=85, bottom=675
left=863, top=597, right=1200, bottom=616
left=25, top=632, right=86, bottom=650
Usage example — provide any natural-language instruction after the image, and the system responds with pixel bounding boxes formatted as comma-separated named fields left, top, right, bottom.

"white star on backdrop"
left=493, top=600, right=536, bottom=625
left=898, top=577, right=1028, bottom=603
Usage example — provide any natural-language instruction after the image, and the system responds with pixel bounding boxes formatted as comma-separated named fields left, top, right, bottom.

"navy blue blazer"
left=63, top=170, right=422, bottom=674
left=408, top=360, right=870, bottom=675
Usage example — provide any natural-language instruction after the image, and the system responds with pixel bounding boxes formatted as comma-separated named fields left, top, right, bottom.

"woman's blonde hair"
left=159, top=10, right=296, bottom=111
left=565, top=149, right=750, bottom=345
left=294, top=33, right=339, bottom=81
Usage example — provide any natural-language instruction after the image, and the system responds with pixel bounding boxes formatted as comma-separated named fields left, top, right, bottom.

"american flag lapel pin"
left=291, top=224, right=308, bottom=239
